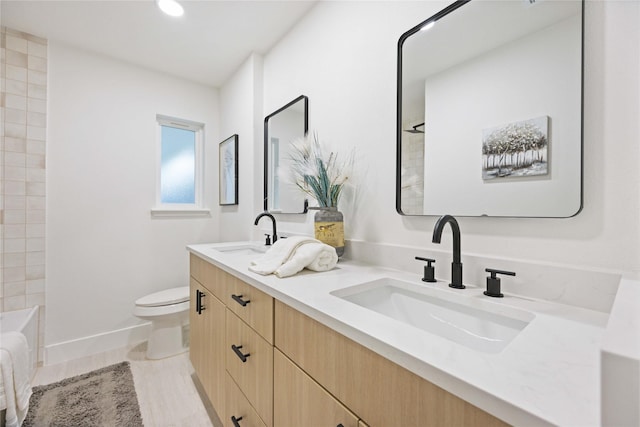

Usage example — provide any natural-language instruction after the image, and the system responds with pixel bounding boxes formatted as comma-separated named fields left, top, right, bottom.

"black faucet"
left=254, top=212, right=278, bottom=245
left=432, top=215, right=464, bottom=289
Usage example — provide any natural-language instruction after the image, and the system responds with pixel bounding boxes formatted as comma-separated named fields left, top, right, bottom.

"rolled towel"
left=249, top=236, right=338, bottom=278
left=275, top=241, right=338, bottom=278
left=249, top=236, right=316, bottom=275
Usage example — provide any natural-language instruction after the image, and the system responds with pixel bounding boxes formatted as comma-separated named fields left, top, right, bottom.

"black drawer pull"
left=337, top=424, right=344, bottom=427
left=231, top=344, right=250, bottom=362
left=199, top=291, right=206, bottom=314
left=195, top=290, right=206, bottom=314
left=231, top=294, right=251, bottom=307
left=231, top=415, right=243, bottom=427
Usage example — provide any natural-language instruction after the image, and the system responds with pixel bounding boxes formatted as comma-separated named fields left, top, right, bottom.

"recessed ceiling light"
left=157, top=0, right=184, bottom=17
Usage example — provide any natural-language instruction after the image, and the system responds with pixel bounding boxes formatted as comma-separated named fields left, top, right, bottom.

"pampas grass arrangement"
left=288, top=132, right=354, bottom=208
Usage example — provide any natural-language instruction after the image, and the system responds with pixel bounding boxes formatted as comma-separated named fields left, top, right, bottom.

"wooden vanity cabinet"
left=274, top=300, right=508, bottom=427
left=190, top=254, right=274, bottom=427
left=225, top=373, right=268, bottom=427
left=190, top=253, right=507, bottom=427
left=225, top=271, right=274, bottom=343
left=226, top=308, right=274, bottom=426
left=189, top=276, right=226, bottom=421
left=190, top=253, right=226, bottom=299
left=274, top=348, right=358, bottom=427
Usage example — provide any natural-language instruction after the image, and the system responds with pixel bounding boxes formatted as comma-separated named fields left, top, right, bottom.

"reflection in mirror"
left=264, top=95, right=309, bottom=213
left=397, top=0, right=583, bottom=217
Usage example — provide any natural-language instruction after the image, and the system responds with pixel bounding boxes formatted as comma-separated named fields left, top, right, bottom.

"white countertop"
left=600, top=278, right=640, bottom=426
left=188, top=241, right=612, bottom=426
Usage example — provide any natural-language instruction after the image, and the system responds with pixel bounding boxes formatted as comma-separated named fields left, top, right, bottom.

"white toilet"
left=134, top=286, right=190, bottom=360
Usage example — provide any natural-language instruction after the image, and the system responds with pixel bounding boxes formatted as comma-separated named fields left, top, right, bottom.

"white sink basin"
left=213, top=244, right=268, bottom=256
left=331, top=278, right=534, bottom=353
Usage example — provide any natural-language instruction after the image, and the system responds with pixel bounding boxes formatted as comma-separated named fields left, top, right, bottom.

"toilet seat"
left=133, top=300, right=190, bottom=318
left=135, top=286, right=190, bottom=307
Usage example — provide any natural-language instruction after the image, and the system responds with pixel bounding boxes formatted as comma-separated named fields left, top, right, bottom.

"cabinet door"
left=190, top=278, right=204, bottom=377
left=190, top=278, right=226, bottom=420
left=226, top=309, right=273, bottom=427
left=275, top=300, right=508, bottom=427
left=190, top=254, right=226, bottom=300
left=225, top=373, right=267, bottom=427
left=274, top=349, right=358, bottom=427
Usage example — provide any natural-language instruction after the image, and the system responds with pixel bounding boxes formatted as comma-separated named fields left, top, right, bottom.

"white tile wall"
left=400, top=117, right=425, bottom=215
left=1, top=27, right=47, bottom=362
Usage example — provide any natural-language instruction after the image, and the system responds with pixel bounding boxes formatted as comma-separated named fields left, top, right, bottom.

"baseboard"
left=44, top=322, right=152, bottom=365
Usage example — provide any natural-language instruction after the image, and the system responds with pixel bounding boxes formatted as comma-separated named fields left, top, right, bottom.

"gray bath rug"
left=23, top=361, right=144, bottom=427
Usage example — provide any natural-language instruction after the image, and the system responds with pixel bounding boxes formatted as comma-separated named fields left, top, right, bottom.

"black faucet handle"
left=415, top=257, right=436, bottom=283
left=484, top=268, right=516, bottom=297
left=485, top=268, right=516, bottom=278
left=264, top=234, right=272, bottom=246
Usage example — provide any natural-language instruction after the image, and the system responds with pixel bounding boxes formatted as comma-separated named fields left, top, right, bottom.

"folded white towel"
left=248, top=236, right=313, bottom=275
left=249, top=235, right=338, bottom=278
left=0, top=332, right=33, bottom=427
left=0, top=359, right=5, bottom=414
left=274, top=240, right=339, bottom=278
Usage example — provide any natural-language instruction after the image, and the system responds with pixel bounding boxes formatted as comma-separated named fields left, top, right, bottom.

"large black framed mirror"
left=264, top=95, right=309, bottom=213
left=397, top=0, right=583, bottom=217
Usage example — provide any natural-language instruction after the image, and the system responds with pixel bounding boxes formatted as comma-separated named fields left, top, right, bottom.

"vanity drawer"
left=274, top=300, right=508, bottom=427
left=225, top=272, right=274, bottom=343
left=226, top=309, right=273, bottom=427
left=274, top=348, right=358, bottom=427
left=190, top=254, right=225, bottom=300
left=225, top=373, right=267, bottom=427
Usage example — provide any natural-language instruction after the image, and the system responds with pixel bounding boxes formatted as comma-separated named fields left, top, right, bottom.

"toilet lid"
left=136, top=287, right=190, bottom=307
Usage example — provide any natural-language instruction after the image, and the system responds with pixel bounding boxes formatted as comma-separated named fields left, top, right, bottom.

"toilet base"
left=145, top=312, right=189, bottom=360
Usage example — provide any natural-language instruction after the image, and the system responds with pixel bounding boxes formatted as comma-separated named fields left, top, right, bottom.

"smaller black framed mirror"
left=264, top=95, right=309, bottom=213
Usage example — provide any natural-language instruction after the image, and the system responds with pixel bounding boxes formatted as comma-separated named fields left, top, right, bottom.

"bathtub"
left=0, top=306, right=39, bottom=380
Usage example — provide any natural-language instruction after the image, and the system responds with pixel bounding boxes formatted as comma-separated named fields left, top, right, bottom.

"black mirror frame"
left=263, top=94, right=309, bottom=213
left=219, top=134, right=239, bottom=206
left=395, top=0, right=584, bottom=218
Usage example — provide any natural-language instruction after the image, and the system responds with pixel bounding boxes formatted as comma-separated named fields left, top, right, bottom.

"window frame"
left=151, top=114, right=209, bottom=217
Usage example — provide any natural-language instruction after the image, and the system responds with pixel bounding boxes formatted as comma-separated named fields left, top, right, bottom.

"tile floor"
left=31, top=344, right=221, bottom=427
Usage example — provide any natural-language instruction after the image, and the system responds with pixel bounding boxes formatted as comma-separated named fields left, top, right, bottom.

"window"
left=152, top=115, right=208, bottom=216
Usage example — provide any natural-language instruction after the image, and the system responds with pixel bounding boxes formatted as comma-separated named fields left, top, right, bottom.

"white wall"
left=46, top=42, right=219, bottom=361
left=259, top=1, right=640, bottom=275
left=218, top=53, right=263, bottom=241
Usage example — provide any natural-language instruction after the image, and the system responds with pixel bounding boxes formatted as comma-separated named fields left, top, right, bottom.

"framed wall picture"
left=219, top=134, right=239, bottom=205
left=482, top=116, right=549, bottom=180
